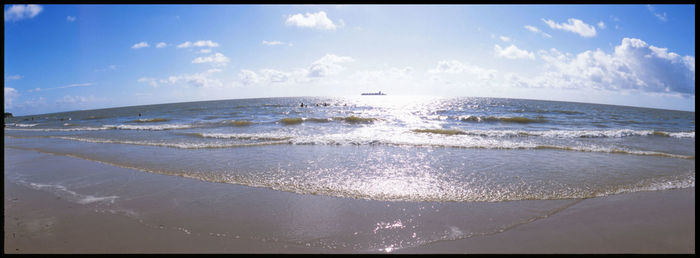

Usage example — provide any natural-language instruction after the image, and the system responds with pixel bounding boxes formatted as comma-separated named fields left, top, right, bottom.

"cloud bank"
left=523, top=38, right=694, bottom=95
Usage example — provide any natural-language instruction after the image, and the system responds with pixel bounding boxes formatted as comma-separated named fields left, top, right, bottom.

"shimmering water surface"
left=4, top=96, right=695, bottom=202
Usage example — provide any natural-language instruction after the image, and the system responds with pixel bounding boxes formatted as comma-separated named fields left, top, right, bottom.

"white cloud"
left=353, top=67, right=414, bottom=85
left=177, top=40, right=219, bottom=48
left=5, top=87, right=19, bottom=109
left=499, top=36, right=511, bottom=42
left=260, top=69, right=291, bottom=83
left=427, top=60, right=504, bottom=92
left=194, top=40, right=219, bottom=48
left=139, top=69, right=223, bottom=88
left=524, top=25, right=552, bottom=38
left=66, top=16, right=76, bottom=22
left=236, top=54, right=354, bottom=86
left=192, top=52, right=230, bottom=66
left=199, top=49, right=212, bottom=53
left=285, top=11, right=338, bottom=30
left=524, top=38, right=694, bottom=95
left=132, top=41, right=150, bottom=49
left=494, top=44, right=535, bottom=60
left=6, top=75, right=23, bottom=81
left=238, top=68, right=312, bottom=87
left=541, top=18, right=597, bottom=37
left=62, top=83, right=93, bottom=88
left=138, top=77, right=159, bottom=87
left=95, top=65, right=117, bottom=72
left=155, top=42, right=167, bottom=48
left=262, top=40, right=292, bottom=46
left=262, top=40, right=282, bottom=45
left=238, top=70, right=261, bottom=86
left=428, top=60, right=497, bottom=81
left=597, top=21, right=605, bottom=29
left=647, top=5, right=668, bottom=22
left=56, top=95, right=96, bottom=105
left=29, top=83, right=93, bottom=92
left=4, top=5, right=43, bottom=22
left=307, top=54, right=354, bottom=77
left=21, top=97, right=46, bottom=108
left=238, top=69, right=305, bottom=86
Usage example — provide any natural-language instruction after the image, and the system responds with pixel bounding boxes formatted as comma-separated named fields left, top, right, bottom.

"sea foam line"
left=5, top=123, right=195, bottom=131
left=413, top=128, right=695, bottom=138
left=42, top=133, right=694, bottom=159
left=50, top=136, right=288, bottom=149
left=15, top=180, right=119, bottom=204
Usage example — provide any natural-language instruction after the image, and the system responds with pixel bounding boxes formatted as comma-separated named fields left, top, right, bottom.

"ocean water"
left=4, top=96, right=695, bottom=202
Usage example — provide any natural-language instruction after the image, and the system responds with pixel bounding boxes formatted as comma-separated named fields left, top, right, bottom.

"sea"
left=4, top=96, right=695, bottom=203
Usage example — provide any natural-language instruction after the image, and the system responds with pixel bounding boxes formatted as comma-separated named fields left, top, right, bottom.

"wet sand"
left=4, top=147, right=695, bottom=253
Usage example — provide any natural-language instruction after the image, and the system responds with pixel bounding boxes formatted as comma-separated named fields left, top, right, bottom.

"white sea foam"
left=4, top=125, right=115, bottom=131
left=115, top=124, right=193, bottom=130
left=51, top=136, right=287, bottom=149
left=417, top=129, right=695, bottom=138
left=46, top=131, right=694, bottom=159
left=5, top=123, right=194, bottom=131
left=195, top=132, right=292, bottom=141
left=12, top=123, right=39, bottom=127
left=22, top=181, right=119, bottom=204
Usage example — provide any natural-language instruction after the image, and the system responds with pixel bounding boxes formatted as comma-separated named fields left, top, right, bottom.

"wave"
left=39, top=132, right=693, bottom=159
left=5, top=123, right=195, bottom=131
left=305, top=118, right=333, bottom=123
left=50, top=136, right=288, bottom=149
left=184, top=132, right=292, bottom=141
left=222, top=120, right=253, bottom=126
left=114, top=124, right=193, bottom=130
left=514, top=109, right=585, bottom=115
left=279, top=117, right=304, bottom=125
left=5, top=126, right=114, bottom=132
left=335, top=116, right=378, bottom=124
left=129, top=118, right=171, bottom=123
left=84, top=116, right=108, bottom=120
left=411, top=129, right=466, bottom=135
left=532, top=145, right=694, bottom=159
left=278, top=116, right=377, bottom=125
left=412, top=128, right=695, bottom=138
left=459, top=115, right=547, bottom=124
left=7, top=123, right=39, bottom=127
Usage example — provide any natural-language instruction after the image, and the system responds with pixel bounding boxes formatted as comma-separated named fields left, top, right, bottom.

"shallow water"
left=4, top=96, right=695, bottom=202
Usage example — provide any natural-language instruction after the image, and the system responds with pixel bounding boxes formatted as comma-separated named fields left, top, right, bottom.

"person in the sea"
left=139, top=113, right=142, bottom=117
left=300, top=103, right=304, bottom=107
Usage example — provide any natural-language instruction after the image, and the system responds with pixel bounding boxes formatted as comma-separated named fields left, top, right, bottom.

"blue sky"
left=4, top=4, right=695, bottom=115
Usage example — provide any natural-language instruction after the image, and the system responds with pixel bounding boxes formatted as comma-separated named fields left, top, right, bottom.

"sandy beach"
left=4, top=147, right=695, bottom=253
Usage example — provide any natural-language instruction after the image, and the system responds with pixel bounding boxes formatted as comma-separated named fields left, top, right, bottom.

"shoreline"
left=4, top=147, right=695, bottom=253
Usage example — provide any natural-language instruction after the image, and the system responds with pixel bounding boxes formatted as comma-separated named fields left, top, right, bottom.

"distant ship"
left=361, top=91, right=386, bottom=96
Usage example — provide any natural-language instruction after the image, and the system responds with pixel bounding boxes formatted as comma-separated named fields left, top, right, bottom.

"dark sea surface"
left=4, top=96, right=695, bottom=202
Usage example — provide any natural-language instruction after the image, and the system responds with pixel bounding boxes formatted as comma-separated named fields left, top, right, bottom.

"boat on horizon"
left=361, top=91, right=387, bottom=96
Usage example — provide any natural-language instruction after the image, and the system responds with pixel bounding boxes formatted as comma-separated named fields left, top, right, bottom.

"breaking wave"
left=459, top=116, right=547, bottom=124
left=413, top=128, right=695, bottom=138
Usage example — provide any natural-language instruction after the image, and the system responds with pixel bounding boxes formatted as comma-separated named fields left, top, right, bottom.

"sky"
left=3, top=4, right=696, bottom=115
